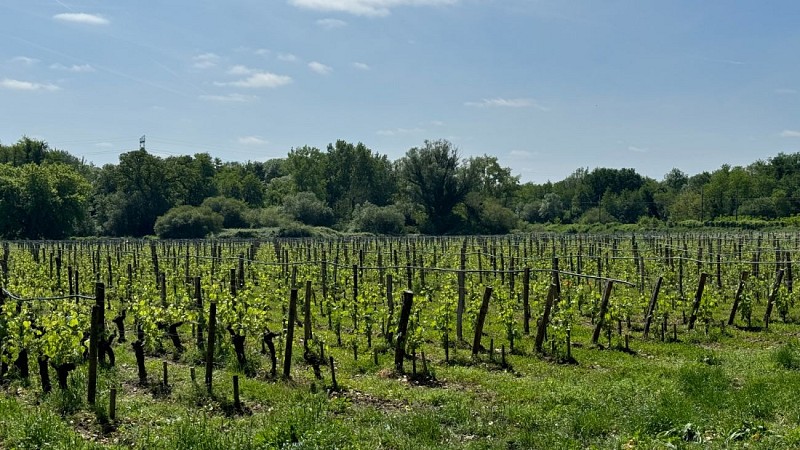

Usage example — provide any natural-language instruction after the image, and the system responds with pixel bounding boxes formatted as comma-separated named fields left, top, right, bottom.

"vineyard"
left=1, top=233, right=800, bottom=448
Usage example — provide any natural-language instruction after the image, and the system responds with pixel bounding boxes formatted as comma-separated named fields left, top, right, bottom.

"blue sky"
left=1, top=0, right=799, bottom=183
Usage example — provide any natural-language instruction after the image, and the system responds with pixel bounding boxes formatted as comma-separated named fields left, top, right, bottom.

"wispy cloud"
left=254, top=48, right=271, bottom=56
left=465, top=97, right=548, bottom=110
left=316, top=18, right=348, bottom=29
left=1, top=78, right=60, bottom=92
left=199, top=93, right=258, bottom=102
left=192, top=53, right=219, bottom=69
left=289, top=0, right=458, bottom=17
left=775, top=88, right=797, bottom=95
left=216, top=71, right=292, bottom=88
left=94, top=142, right=114, bottom=148
left=10, top=56, right=39, bottom=65
left=628, top=145, right=648, bottom=153
left=50, top=63, right=95, bottom=72
left=238, top=136, right=269, bottom=145
left=308, top=61, right=332, bottom=75
left=53, top=12, right=109, bottom=25
left=227, top=65, right=255, bottom=75
left=352, top=62, right=371, bottom=70
left=780, top=130, right=800, bottom=138
left=377, top=127, right=424, bottom=136
left=278, top=53, right=299, bottom=62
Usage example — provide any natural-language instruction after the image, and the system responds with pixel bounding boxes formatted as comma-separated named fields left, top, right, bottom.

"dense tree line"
left=1, top=135, right=800, bottom=239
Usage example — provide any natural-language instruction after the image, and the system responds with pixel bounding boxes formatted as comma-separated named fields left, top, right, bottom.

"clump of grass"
left=677, top=363, right=730, bottom=405
left=773, top=341, right=800, bottom=370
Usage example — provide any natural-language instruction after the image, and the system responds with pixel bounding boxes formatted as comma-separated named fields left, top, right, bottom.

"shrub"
left=277, top=222, right=314, bottom=238
left=350, top=202, right=406, bottom=235
left=154, top=206, right=223, bottom=239
left=282, top=192, right=335, bottom=227
left=201, top=196, right=249, bottom=228
left=774, top=341, right=800, bottom=370
left=245, top=206, right=289, bottom=228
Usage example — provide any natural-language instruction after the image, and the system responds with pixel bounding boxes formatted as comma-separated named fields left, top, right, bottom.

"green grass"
left=4, top=301, right=800, bottom=448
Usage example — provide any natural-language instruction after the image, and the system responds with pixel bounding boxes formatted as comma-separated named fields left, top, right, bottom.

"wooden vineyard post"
left=109, top=388, right=117, bottom=421
left=687, top=273, right=709, bottom=330
left=205, top=301, right=217, bottom=393
left=283, top=288, right=298, bottom=379
left=523, top=267, right=531, bottom=335
left=457, top=244, right=466, bottom=341
left=728, top=272, right=749, bottom=326
left=764, top=269, right=785, bottom=330
left=471, top=287, right=493, bottom=357
left=394, top=290, right=414, bottom=373
left=87, top=303, right=101, bottom=405
left=194, top=277, right=204, bottom=350
left=591, top=281, right=614, bottom=346
left=643, top=276, right=663, bottom=338
left=534, top=284, right=557, bottom=354
left=386, top=274, right=394, bottom=342
left=303, top=280, right=313, bottom=352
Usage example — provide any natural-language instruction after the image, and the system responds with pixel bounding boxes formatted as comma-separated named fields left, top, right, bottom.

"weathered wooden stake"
left=471, top=287, right=493, bottom=357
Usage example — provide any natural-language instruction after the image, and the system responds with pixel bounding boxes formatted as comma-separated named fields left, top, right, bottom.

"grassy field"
left=2, top=310, right=800, bottom=449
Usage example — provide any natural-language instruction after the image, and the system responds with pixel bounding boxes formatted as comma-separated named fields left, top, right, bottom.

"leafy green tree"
left=201, top=196, right=249, bottom=228
left=461, top=192, right=518, bottom=234
left=350, top=202, right=405, bottom=235
left=286, top=146, right=327, bottom=200
left=398, top=139, right=474, bottom=234
left=0, top=163, right=91, bottom=238
left=282, top=192, right=335, bottom=227
left=465, top=155, right=520, bottom=207
left=96, top=149, right=175, bottom=236
left=321, top=140, right=396, bottom=219
left=154, top=206, right=223, bottom=238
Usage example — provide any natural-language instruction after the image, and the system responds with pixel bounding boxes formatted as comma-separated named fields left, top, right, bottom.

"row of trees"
left=2, top=136, right=800, bottom=239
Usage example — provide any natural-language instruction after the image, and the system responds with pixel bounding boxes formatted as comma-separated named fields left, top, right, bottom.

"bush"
left=350, top=202, right=406, bottom=235
left=282, top=192, right=335, bottom=227
left=276, top=222, right=314, bottom=238
left=774, top=341, right=800, bottom=370
left=201, top=196, right=249, bottom=228
left=245, top=206, right=289, bottom=228
left=154, top=206, right=223, bottom=239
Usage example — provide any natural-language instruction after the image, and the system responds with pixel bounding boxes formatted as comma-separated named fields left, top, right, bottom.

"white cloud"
left=254, top=48, right=271, bottom=56
left=780, top=130, right=800, bottom=138
left=53, top=13, right=109, bottom=25
left=316, top=18, right=348, bottom=29
left=628, top=145, right=648, bottom=153
left=430, top=120, right=445, bottom=126
left=289, top=0, right=458, bottom=17
left=10, top=56, right=39, bottom=65
left=0, top=78, right=60, bottom=92
left=352, top=62, right=371, bottom=70
left=238, top=136, right=269, bottom=145
left=775, top=88, right=797, bottom=95
left=278, top=53, right=299, bottom=62
left=308, top=61, right=332, bottom=75
left=50, top=63, right=95, bottom=72
left=377, top=127, right=424, bottom=136
left=192, top=53, right=219, bottom=69
left=199, top=93, right=258, bottom=102
left=94, top=142, right=114, bottom=148
left=216, top=72, right=292, bottom=88
left=227, top=65, right=255, bottom=75
left=465, top=97, right=549, bottom=110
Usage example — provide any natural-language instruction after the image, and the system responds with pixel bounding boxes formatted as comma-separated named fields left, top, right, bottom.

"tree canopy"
left=2, top=135, right=800, bottom=238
